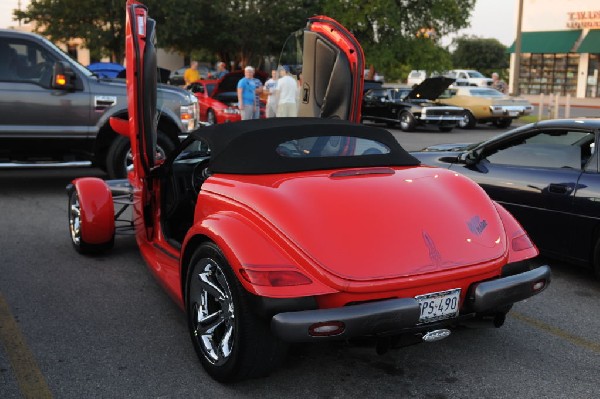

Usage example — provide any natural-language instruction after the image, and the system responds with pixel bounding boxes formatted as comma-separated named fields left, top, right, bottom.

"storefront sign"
left=567, top=11, right=600, bottom=28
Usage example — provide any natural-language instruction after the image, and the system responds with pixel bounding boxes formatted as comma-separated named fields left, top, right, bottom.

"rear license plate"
left=415, top=288, right=461, bottom=323
left=508, top=111, right=519, bottom=117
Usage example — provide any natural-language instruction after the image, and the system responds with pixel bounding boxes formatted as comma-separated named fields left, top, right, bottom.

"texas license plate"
left=415, top=288, right=461, bottom=323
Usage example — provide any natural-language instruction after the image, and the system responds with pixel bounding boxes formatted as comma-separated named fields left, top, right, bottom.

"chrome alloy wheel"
left=69, top=191, right=81, bottom=246
left=123, top=145, right=168, bottom=174
left=190, top=259, right=235, bottom=366
left=400, top=112, right=414, bottom=131
left=458, top=111, right=475, bottom=129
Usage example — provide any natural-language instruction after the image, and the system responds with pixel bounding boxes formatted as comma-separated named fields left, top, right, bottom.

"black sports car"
left=412, top=118, right=600, bottom=277
left=361, top=76, right=464, bottom=132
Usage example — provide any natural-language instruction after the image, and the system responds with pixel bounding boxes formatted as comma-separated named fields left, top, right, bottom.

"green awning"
left=508, top=30, right=582, bottom=53
left=577, top=29, right=600, bottom=53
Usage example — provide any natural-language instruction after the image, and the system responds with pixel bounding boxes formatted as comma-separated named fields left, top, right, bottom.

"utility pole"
left=17, top=0, right=22, bottom=26
left=513, top=0, right=524, bottom=96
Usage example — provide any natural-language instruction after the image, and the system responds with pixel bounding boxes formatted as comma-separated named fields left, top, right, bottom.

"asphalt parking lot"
left=1, top=124, right=599, bottom=398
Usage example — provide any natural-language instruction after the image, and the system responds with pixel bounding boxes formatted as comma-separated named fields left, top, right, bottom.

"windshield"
left=470, top=88, right=504, bottom=97
left=39, top=35, right=94, bottom=78
left=278, top=29, right=303, bottom=76
left=466, top=71, right=485, bottom=78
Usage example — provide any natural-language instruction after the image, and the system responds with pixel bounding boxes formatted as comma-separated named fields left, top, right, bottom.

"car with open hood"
left=362, top=76, right=465, bottom=132
left=439, top=86, right=534, bottom=129
left=187, top=70, right=267, bottom=124
left=66, top=0, right=550, bottom=382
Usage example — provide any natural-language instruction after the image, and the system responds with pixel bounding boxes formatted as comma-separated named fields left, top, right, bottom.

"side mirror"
left=52, top=61, right=76, bottom=90
left=460, top=150, right=479, bottom=166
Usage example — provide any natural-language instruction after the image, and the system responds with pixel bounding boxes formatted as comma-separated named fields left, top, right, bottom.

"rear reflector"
left=308, top=321, right=345, bottom=337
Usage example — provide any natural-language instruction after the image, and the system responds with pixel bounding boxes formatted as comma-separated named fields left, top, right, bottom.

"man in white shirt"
left=275, top=66, right=298, bottom=117
left=264, top=69, right=278, bottom=118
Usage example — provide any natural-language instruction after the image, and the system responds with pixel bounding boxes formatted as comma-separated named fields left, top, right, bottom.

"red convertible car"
left=66, top=0, right=550, bottom=382
left=187, top=71, right=267, bottom=124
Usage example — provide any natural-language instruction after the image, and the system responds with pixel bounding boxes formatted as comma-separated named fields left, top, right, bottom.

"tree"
left=197, top=0, right=324, bottom=69
left=452, top=36, right=509, bottom=78
left=14, top=0, right=323, bottom=68
left=320, top=0, right=476, bottom=81
left=14, top=0, right=126, bottom=62
left=13, top=0, right=206, bottom=63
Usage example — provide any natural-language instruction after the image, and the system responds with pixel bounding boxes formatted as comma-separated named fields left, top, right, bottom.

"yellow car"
left=439, top=86, right=533, bottom=129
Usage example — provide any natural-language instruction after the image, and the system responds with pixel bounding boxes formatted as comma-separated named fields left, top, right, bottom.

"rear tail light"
left=240, top=269, right=312, bottom=287
left=511, top=232, right=534, bottom=252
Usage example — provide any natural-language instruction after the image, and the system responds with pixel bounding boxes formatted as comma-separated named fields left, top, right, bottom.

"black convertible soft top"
left=190, top=117, right=420, bottom=174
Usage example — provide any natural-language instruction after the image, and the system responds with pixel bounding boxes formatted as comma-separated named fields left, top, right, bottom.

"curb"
left=529, top=102, right=600, bottom=110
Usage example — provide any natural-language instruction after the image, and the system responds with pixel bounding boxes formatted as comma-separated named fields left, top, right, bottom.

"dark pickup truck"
left=0, top=29, right=199, bottom=178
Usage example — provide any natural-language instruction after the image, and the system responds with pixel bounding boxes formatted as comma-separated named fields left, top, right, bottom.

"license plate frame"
left=415, top=288, right=461, bottom=323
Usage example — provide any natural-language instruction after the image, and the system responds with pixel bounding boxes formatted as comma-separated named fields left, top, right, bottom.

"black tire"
left=439, top=126, right=454, bottom=132
left=68, top=190, right=114, bottom=254
left=186, top=242, right=287, bottom=382
left=458, top=111, right=477, bottom=129
left=399, top=112, right=415, bottom=132
left=207, top=109, right=217, bottom=125
left=106, top=130, right=176, bottom=179
left=494, top=118, right=512, bottom=129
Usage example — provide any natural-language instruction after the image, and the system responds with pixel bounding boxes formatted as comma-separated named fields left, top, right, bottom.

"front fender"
left=68, top=177, right=115, bottom=244
left=181, top=212, right=336, bottom=299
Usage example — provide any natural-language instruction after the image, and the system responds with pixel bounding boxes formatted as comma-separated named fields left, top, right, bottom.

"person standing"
left=237, top=66, right=261, bottom=120
left=214, top=61, right=228, bottom=79
left=264, top=69, right=279, bottom=118
left=184, top=61, right=200, bottom=86
left=252, top=74, right=263, bottom=119
left=275, top=66, right=298, bottom=118
left=491, top=72, right=508, bottom=94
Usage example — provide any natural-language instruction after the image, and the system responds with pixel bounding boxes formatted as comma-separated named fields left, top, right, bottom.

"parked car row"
left=362, top=76, right=533, bottom=131
left=406, top=69, right=494, bottom=88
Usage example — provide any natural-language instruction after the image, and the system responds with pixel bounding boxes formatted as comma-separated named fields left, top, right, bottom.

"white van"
left=447, top=69, right=493, bottom=87
left=407, top=70, right=427, bottom=86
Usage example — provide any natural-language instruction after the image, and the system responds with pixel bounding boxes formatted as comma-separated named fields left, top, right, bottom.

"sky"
left=448, top=0, right=517, bottom=46
left=0, top=0, right=517, bottom=46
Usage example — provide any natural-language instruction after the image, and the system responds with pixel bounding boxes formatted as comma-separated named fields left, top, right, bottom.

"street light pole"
left=513, top=0, right=524, bottom=96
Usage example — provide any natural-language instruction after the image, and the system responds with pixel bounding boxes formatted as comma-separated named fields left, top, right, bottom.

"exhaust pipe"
left=462, top=312, right=507, bottom=329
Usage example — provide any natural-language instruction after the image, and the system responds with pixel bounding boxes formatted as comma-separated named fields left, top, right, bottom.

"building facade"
left=509, top=0, right=600, bottom=98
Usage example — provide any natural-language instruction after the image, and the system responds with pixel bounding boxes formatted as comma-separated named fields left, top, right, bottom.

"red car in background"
left=188, top=71, right=267, bottom=124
